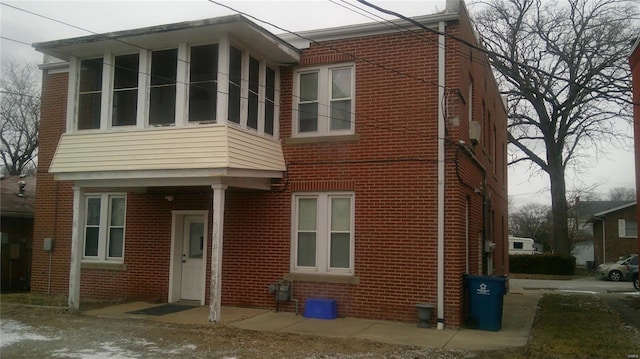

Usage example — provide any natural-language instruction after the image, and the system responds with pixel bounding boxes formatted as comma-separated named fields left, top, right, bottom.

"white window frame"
left=291, top=192, right=355, bottom=275
left=82, top=193, right=127, bottom=263
left=292, top=63, right=355, bottom=137
left=618, top=219, right=638, bottom=238
left=69, top=40, right=280, bottom=139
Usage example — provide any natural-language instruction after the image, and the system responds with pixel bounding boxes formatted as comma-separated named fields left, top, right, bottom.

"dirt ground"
left=0, top=303, right=475, bottom=359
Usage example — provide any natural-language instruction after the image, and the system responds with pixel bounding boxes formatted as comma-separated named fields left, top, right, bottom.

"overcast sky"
left=0, top=0, right=636, bottom=206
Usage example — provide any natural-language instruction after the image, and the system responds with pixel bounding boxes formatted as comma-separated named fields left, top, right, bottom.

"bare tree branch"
left=0, top=61, right=40, bottom=176
left=472, top=0, right=638, bottom=255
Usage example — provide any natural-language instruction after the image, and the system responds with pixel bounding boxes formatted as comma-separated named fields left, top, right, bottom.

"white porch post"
left=209, top=184, right=227, bottom=323
left=68, top=186, right=84, bottom=311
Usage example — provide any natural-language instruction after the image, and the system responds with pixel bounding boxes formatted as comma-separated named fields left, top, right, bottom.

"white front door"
left=181, top=215, right=205, bottom=301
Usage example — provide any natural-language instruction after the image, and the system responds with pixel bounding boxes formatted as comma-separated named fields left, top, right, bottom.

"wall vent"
left=469, top=121, right=481, bottom=144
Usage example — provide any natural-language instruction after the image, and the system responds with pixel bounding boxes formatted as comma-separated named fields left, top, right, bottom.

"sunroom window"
left=72, top=42, right=278, bottom=137
left=228, top=46, right=242, bottom=125
left=149, top=48, right=178, bottom=126
left=112, top=54, right=139, bottom=127
left=77, top=58, right=103, bottom=130
left=247, top=56, right=260, bottom=130
left=188, top=44, right=218, bottom=123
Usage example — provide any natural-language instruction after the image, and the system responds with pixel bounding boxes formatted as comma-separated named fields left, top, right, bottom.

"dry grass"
left=475, top=294, right=640, bottom=359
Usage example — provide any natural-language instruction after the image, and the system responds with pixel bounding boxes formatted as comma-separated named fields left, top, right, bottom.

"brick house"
left=31, top=0, right=508, bottom=328
left=631, top=37, right=640, bottom=259
left=586, top=201, right=638, bottom=264
left=1, top=174, right=36, bottom=292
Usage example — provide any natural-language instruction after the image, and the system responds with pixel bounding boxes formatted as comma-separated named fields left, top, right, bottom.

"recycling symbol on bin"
left=476, top=282, right=491, bottom=295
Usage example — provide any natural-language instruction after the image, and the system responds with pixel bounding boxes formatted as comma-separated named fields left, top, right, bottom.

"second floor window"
left=73, top=43, right=279, bottom=137
left=112, top=54, right=139, bottom=127
left=78, top=58, right=103, bottom=130
left=293, top=64, right=355, bottom=137
left=150, top=49, right=178, bottom=126
left=188, top=44, right=218, bottom=123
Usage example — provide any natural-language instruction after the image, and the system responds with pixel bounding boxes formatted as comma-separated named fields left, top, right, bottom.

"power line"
left=0, top=3, right=448, bottom=142
left=355, top=0, right=637, bottom=108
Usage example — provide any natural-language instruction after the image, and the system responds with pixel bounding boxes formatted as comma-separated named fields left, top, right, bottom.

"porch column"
left=209, top=184, right=227, bottom=323
left=68, top=186, right=84, bottom=311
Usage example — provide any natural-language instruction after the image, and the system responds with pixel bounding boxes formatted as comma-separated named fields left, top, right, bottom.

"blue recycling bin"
left=466, top=275, right=507, bottom=331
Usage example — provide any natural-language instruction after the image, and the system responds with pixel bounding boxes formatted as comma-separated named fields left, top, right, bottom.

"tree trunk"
left=548, top=158, right=570, bottom=256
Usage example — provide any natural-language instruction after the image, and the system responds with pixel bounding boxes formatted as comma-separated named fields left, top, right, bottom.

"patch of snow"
left=0, top=319, right=57, bottom=348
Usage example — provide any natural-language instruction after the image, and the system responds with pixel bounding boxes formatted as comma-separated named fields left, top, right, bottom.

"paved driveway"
left=510, top=276, right=639, bottom=295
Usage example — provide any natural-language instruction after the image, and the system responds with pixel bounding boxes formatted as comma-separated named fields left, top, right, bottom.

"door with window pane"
left=181, top=215, right=205, bottom=301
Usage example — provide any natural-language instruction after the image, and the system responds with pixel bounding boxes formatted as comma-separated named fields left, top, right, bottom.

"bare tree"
left=473, top=0, right=638, bottom=255
left=509, top=202, right=553, bottom=251
left=608, top=187, right=636, bottom=201
left=0, top=61, right=40, bottom=176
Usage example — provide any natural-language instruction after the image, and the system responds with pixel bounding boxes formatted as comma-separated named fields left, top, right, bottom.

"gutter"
left=436, top=19, right=446, bottom=331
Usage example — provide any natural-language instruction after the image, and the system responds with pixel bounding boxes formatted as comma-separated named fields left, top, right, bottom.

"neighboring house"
left=1, top=174, right=36, bottom=292
left=585, top=201, right=638, bottom=265
left=631, top=37, right=640, bottom=261
left=31, top=0, right=508, bottom=328
left=572, top=241, right=595, bottom=267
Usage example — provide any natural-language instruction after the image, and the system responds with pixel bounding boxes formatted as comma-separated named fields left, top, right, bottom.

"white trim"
left=175, top=43, right=189, bottom=127
left=66, top=57, right=79, bottom=133
left=169, top=210, right=209, bottom=305
left=292, top=63, right=355, bottom=138
left=80, top=193, right=127, bottom=264
left=290, top=192, right=355, bottom=276
left=100, top=52, right=113, bottom=131
left=216, top=36, right=230, bottom=126
left=619, top=219, right=626, bottom=237
left=593, top=201, right=637, bottom=217
left=137, top=49, right=151, bottom=129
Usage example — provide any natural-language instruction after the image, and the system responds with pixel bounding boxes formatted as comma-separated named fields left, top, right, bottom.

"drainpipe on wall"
left=436, top=19, right=446, bottom=331
left=594, top=216, right=606, bottom=264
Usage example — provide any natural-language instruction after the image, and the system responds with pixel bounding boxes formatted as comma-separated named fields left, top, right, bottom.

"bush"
left=510, top=254, right=576, bottom=275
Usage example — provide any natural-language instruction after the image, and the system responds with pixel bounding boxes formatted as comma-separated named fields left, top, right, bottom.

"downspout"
left=594, top=216, right=605, bottom=264
left=436, top=19, right=446, bottom=331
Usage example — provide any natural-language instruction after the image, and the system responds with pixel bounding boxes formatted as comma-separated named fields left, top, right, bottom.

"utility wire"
left=355, top=0, right=636, bottom=107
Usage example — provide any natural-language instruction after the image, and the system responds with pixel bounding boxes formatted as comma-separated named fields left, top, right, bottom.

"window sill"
left=81, top=262, right=127, bottom=271
left=283, top=272, right=360, bottom=284
left=285, top=134, right=360, bottom=145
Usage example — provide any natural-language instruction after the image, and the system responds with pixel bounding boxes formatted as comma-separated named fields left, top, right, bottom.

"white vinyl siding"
left=49, top=126, right=286, bottom=174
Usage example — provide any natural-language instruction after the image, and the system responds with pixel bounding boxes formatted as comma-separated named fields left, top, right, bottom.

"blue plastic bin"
left=304, top=298, right=337, bottom=319
left=466, top=275, right=507, bottom=331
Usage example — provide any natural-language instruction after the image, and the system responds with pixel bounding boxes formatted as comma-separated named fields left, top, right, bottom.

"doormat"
left=128, top=304, right=196, bottom=316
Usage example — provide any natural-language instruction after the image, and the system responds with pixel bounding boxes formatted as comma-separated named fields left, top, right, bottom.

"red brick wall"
left=33, top=11, right=508, bottom=328
left=593, top=205, right=638, bottom=264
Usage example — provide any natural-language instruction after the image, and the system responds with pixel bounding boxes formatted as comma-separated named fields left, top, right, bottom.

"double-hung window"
left=188, top=44, right=218, bottom=123
left=112, top=54, right=139, bottom=127
left=618, top=219, right=638, bottom=238
left=294, top=64, right=354, bottom=136
left=292, top=193, right=354, bottom=274
left=83, top=194, right=126, bottom=262
left=149, top=48, right=178, bottom=126
left=77, top=58, right=103, bottom=130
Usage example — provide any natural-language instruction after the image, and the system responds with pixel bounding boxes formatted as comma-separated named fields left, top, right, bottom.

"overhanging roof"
left=33, top=14, right=300, bottom=64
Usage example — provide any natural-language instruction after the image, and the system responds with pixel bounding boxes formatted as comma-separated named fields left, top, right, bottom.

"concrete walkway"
left=83, top=291, right=541, bottom=351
